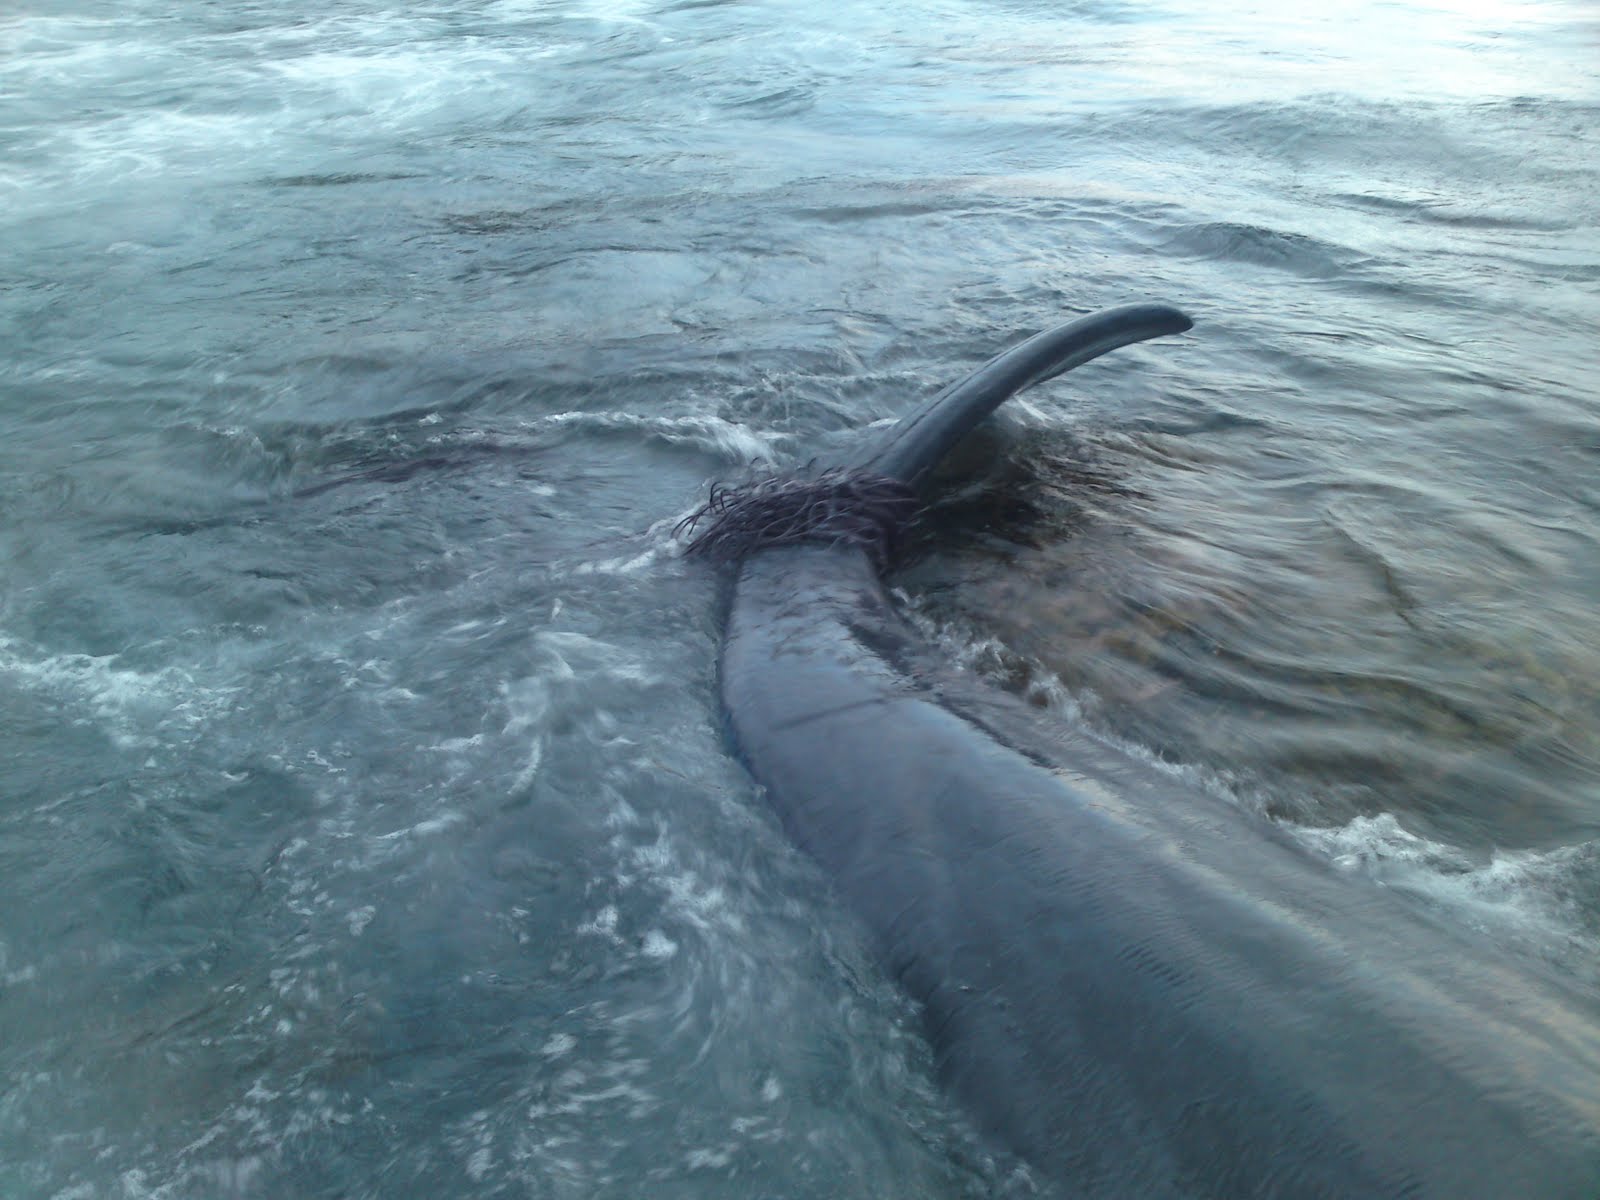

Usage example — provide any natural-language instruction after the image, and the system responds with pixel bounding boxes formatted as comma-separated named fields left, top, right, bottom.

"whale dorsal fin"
left=680, top=303, right=1191, bottom=564
left=847, top=302, right=1192, bottom=485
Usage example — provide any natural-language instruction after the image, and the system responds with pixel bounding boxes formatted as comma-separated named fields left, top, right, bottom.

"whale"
left=686, top=304, right=1600, bottom=1197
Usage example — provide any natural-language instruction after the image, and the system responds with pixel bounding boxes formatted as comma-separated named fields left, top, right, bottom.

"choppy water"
left=2, top=0, right=1598, bottom=1195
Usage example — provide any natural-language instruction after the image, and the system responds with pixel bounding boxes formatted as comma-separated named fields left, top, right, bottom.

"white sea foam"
left=570, top=544, right=673, bottom=577
left=640, top=929, right=678, bottom=958
left=0, top=633, right=231, bottom=749
left=0, top=9, right=569, bottom=222
left=535, top=410, right=787, bottom=464
left=373, top=812, right=467, bottom=841
left=1293, top=812, right=1599, bottom=978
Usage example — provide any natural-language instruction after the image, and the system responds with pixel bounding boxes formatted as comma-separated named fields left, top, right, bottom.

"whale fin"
left=847, top=302, right=1192, bottom=486
left=680, top=303, right=1191, bottom=564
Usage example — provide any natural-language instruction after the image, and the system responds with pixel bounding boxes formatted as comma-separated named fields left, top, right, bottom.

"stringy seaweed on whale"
left=676, top=467, right=919, bottom=570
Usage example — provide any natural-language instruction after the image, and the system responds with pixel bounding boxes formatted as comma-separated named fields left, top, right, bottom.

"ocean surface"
left=2, top=0, right=1598, bottom=1195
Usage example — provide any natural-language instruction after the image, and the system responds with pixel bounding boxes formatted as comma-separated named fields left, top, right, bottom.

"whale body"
left=696, top=305, right=1600, bottom=1197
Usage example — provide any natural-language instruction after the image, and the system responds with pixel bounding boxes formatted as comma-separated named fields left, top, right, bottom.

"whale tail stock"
left=679, top=302, right=1192, bottom=562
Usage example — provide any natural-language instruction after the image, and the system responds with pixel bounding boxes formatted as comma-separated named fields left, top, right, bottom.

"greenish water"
left=2, top=0, right=1597, bottom=1195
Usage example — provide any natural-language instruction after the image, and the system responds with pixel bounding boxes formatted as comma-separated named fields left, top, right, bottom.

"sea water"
left=2, top=0, right=1597, bottom=1195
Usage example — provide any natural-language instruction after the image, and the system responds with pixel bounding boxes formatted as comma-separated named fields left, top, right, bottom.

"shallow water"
left=2, top=0, right=1598, bottom=1195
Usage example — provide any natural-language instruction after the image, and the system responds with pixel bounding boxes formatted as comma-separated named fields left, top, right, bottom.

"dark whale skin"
left=723, top=543, right=1600, bottom=1198
left=709, top=306, right=1600, bottom=1197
